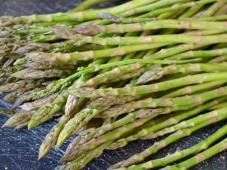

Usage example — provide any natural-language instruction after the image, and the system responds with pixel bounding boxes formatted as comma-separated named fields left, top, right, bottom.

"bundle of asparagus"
left=1, top=0, right=227, bottom=169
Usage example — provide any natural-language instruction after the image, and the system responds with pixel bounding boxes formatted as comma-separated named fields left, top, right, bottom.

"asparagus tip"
left=27, top=120, right=37, bottom=130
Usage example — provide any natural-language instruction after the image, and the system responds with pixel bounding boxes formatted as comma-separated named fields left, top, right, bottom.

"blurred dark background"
left=0, top=0, right=226, bottom=170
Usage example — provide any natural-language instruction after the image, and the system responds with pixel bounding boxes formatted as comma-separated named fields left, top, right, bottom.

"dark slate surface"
left=0, top=1, right=226, bottom=170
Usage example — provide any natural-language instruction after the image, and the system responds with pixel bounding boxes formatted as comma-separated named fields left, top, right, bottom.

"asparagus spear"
left=162, top=138, right=227, bottom=170
left=164, top=80, right=227, bottom=97
left=106, top=98, right=224, bottom=150
left=61, top=117, right=151, bottom=162
left=71, top=0, right=111, bottom=12
left=2, top=111, right=32, bottom=128
left=70, top=73, right=227, bottom=98
left=75, top=20, right=227, bottom=35
left=38, top=96, right=86, bottom=159
left=110, top=106, right=227, bottom=169
left=124, top=124, right=227, bottom=170
left=57, top=95, right=140, bottom=148
left=136, top=63, right=227, bottom=85
left=1, top=0, right=159, bottom=24
left=29, top=57, right=196, bottom=100
left=145, top=105, right=227, bottom=140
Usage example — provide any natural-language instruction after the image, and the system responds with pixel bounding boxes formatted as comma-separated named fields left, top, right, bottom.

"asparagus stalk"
left=110, top=107, right=227, bottom=169
left=125, top=124, right=227, bottom=170
left=38, top=97, right=86, bottom=159
left=29, top=57, right=196, bottom=100
left=199, top=0, right=227, bottom=17
left=162, top=138, right=227, bottom=170
left=140, top=0, right=217, bottom=18
left=54, top=33, right=227, bottom=46
left=145, top=105, right=227, bottom=140
left=105, top=98, right=224, bottom=150
left=59, top=141, right=112, bottom=170
left=2, top=111, right=32, bottom=128
left=64, top=108, right=165, bottom=157
left=3, top=0, right=158, bottom=24
left=28, top=90, right=67, bottom=129
left=71, top=0, right=110, bottom=12
left=70, top=73, right=227, bottom=98
left=74, top=20, right=227, bottom=35
left=136, top=63, right=227, bottom=85
left=61, top=117, right=151, bottom=162
left=57, top=95, right=139, bottom=148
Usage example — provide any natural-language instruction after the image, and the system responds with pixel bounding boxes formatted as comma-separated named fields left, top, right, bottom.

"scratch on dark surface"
left=0, top=0, right=226, bottom=170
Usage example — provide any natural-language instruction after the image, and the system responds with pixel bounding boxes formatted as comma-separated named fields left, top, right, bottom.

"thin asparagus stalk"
left=64, top=108, right=164, bottom=157
left=167, top=48, right=227, bottom=60
left=106, top=98, right=224, bottom=150
left=75, top=20, right=227, bottom=35
left=0, top=80, right=33, bottom=93
left=61, top=33, right=227, bottom=46
left=145, top=105, right=227, bottom=140
left=19, top=93, right=58, bottom=111
left=25, top=43, right=167, bottom=66
left=61, top=117, right=151, bottom=162
left=79, top=63, right=144, bottom=87
left=64, top=59, right=104, bottom=115
left=38, top=96, right=86, bottom=159
left=210, top=101, right=227, bottom=110
left=11, top=68, right=66, bottom=79
left=209, top=55, right=227, bottom=62
left=14, top=87, right=45, bottom=107
left=110, top=108, right=227, bottom=170
left=70, top=73, right=227, bottom=98
left=28, top=90, right=67, bottom=129
left=3, top=0, right=158, bottom=24
left=199, top=0, right=226, bottom=17
left=141, top=0, right=216, bottom=18
left=125, top=124, right=227, bottom=170
left=116, top=0, right=210, bottom=18
left=57, top=95, right=139, bottom=148
left=136, top=63, right=227, bottom=85
left=59, top=141, right=112, bottom=170
left=162, top=138, right=227, bottom=170
left=29, top=57, right=197, bottom=100
left=164, top=80, right=227, bottom=97
left=179, top=3, right=205, bottom=18
left=71, top=0, right=110, bottom=12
